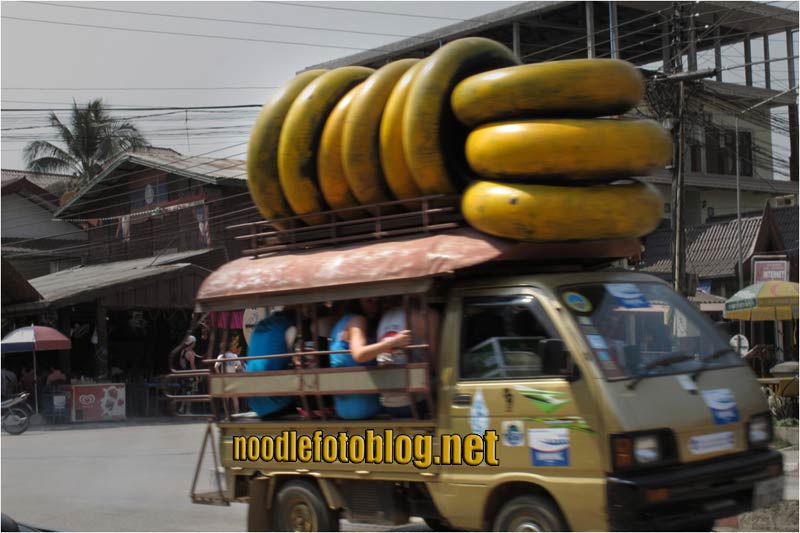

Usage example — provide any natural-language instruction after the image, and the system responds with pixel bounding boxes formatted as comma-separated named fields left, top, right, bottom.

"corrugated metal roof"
left=27, top=249, right=214, bottom=304
left=126, top=146, right=246, bottom=182
left=303, top=1, right=567, bottom=71
left=55, top=146, right=246, bottom=217
left=304, top=1, right=797, bottom=71
left=640, top=215, right=763, bottom=278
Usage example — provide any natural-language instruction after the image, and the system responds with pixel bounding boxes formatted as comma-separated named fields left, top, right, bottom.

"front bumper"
left=607, top=449, right=783, bottom=531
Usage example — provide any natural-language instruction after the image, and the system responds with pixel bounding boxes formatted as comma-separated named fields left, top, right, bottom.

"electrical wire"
left=20, top=1, right=421, bottom=39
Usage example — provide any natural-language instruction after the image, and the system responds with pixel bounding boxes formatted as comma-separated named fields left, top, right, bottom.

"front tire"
left=492, top=495, right=567, bottom=532
left=2, top=405, right=32, bottom=435
left=273, top=480, right=339, bottom=532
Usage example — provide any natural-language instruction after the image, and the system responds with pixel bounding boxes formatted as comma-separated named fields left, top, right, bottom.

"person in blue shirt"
left=245, top=309, right=298, bottom=419
left=329, top=299, right=411, bottom=419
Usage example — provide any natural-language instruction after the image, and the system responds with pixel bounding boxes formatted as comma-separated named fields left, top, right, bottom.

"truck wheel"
left=492, top=495, right=567, bottom=532
left=273, top=480, right=339, bottom=532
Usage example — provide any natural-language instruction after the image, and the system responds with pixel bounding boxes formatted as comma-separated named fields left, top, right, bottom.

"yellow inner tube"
left=318, top=84, right=365, bottom=220
left=466, top=119, right=672, bottom=181
left=451, top=59, right=643, bottom=127
left=403, top=37, right=520, bottom=195
left=278, top=66, right=374, bottom=225
left=462, top=180, right=663, bottom=242
left=379, top=60, right=426, bottom=200
left=343, top=59, right=419, bottom=209
left=246, top=70, right=325, bottom=226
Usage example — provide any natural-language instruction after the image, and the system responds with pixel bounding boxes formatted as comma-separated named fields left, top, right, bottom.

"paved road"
left=2, top=422, right=250, bottom=531
left=3, top=421, right=796, bottom=531
left=1, top=421, right=428, bottom=532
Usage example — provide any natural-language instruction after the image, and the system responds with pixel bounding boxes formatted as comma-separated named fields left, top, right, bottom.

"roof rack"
left=228, top=195, right=464, bottom=257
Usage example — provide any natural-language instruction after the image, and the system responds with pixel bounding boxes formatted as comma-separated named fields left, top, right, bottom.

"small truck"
left=172, top=198, right=783, bottom=531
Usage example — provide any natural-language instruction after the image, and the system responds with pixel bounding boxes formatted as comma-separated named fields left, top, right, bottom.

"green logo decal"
left=528, top=416, right=595, bottom=434
left=514, top=385, right=569, bottom=414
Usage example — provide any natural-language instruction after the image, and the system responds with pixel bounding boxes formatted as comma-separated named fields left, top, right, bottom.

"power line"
left=257, top=1, right=466, bottom=22
left=0, top=15, right=374, bottom=52
left=21, top=1, right=420, bottom=39
left=2, top=87, right=280, bottom=92
left=2, top=104, right=262, bottom=112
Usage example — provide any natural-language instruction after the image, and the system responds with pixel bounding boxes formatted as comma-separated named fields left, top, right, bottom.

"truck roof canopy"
left=195, top=228, right=640, bottom=311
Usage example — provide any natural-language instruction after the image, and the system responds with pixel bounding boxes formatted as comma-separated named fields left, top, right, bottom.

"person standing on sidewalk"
left=215, top=339, right=244, bottom=415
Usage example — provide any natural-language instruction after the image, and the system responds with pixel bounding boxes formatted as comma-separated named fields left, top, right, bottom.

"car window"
left=460, top=295, right=567, bottom=380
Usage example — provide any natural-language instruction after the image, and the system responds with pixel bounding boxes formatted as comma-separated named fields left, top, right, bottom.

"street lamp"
left=734, top=86, right=797, bottom=292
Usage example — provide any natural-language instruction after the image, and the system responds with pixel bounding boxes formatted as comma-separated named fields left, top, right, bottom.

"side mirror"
left=541, top=339, right=576, bottom=379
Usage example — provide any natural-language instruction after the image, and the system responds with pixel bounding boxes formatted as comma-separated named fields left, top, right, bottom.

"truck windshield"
left=559, top=282, right=741, bottom=381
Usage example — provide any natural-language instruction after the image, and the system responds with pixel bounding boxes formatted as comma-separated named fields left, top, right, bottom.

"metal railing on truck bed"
left=228, top=194, right=463, bottom=257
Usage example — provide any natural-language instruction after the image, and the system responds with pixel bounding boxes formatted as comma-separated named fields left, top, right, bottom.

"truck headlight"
left=611, top=429, right=676, bottom=471
left=748, top=413, right=772, bottom=448
left=634, top=435, right=661, bottom=464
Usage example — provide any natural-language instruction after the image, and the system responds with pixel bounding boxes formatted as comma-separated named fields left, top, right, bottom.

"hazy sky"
left=1, top=1, right=519, bottom=169
left=1, top=1, right=797, bottom=176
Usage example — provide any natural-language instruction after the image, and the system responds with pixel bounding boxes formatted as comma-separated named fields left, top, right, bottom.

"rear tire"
left=2, top=405, right=31, bottom=435
left=492, top=495, right=567, bottom=532
left=273, top=480, right=339, bottom=532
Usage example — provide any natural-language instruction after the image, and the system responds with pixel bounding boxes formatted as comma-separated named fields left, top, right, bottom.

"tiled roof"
left=1, top=169, right=71, bottom=190
left=640, top=215, right=763, bottom=278
left=771, top=205, right=798, bottom=257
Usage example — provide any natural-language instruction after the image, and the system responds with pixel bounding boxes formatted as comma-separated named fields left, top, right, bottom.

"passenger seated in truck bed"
left=376, top=301, right=440, bottom=417
left=330, top=299, right=411, bottom=420
left=245, top=309, right=298, bottom=419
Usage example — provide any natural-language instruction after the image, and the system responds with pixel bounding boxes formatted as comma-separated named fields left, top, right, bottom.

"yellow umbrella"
left=724, top=281, right=799, bottom=321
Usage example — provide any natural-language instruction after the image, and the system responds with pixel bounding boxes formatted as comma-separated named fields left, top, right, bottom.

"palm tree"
left=24, top=99, right=148, bottom=190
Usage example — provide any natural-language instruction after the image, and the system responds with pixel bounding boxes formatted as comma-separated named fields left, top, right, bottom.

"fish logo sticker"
left=701, top=388, right=740, bottom=425
left=501, top=421, right=525, bottom=446
left=514, top=385, right=569, bottom=414
left=563, top=292, right=592, bottom=313
left=528, top=428, right=570, bottom=466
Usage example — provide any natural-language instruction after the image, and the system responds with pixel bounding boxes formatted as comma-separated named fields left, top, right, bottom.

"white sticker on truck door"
left=528, top=428, right=570, bottom=466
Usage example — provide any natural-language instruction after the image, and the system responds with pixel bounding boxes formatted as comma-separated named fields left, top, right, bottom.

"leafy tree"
left=24, top=99, right=148, bottom=190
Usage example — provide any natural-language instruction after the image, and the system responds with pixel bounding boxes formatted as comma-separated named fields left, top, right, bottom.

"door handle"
left=452, top=393, right=472, bottom=407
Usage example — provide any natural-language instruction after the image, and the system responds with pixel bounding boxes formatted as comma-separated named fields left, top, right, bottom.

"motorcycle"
left=2, top=392, right=33, bottom=435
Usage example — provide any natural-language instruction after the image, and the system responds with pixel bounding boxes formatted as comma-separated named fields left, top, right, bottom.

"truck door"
left=434, top=288, right=604, bottom=529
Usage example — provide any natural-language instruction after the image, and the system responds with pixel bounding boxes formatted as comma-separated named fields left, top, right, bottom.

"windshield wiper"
left=627, top=354, right=697, bottom=390
left=691, top=347, right=738, bottom=381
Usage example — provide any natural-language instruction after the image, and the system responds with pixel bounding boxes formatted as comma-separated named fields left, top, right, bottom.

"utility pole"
left=669, top=1, right=686, bottom=295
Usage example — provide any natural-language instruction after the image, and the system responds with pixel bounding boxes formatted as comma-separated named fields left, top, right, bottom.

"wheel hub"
left=288, top=501, right=315, bottom=532
left=512, top=519, right=544, bottom=532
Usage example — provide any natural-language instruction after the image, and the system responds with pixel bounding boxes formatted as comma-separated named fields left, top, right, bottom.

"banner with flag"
left=195, top=204, right=211, bottom=247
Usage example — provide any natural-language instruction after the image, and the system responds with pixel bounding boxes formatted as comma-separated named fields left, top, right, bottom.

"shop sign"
left=754, top=261, right=789, bottom=282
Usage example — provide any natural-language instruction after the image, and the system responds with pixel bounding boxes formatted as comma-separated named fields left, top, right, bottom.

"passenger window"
left=460, top=296, right=569, bottom=380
